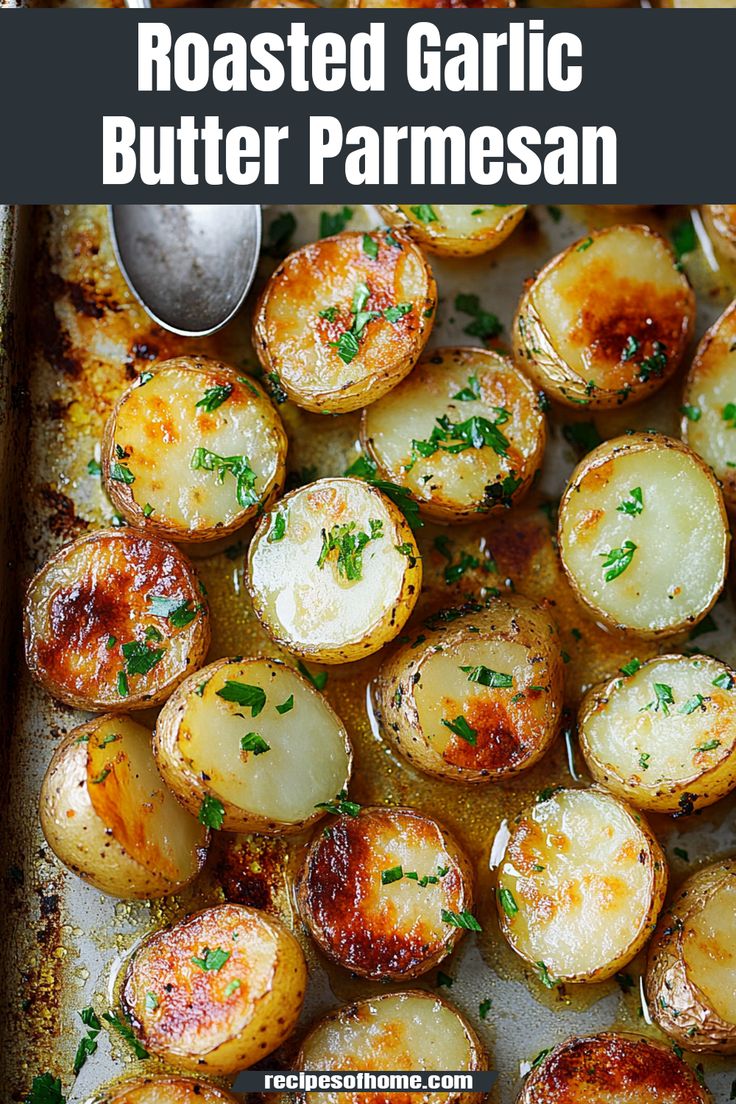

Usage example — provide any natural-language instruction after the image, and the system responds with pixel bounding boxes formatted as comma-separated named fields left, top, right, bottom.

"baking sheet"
left=3, top=203, right=736, bottom=1104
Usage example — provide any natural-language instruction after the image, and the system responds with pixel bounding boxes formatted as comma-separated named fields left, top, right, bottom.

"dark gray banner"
left=0, top=9, right=733, bottom=203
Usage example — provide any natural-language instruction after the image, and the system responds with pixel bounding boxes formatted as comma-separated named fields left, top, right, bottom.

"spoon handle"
left=124, top=0, right=152, bottom=7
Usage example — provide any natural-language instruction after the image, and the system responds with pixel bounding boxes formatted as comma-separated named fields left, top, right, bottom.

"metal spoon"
left=109, top=205, right=262, bottom=338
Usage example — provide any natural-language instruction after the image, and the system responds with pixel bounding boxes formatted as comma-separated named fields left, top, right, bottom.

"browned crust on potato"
left=87, top=1075, right=241, bottom=1104
left=376, top=205, right=523, bottom=255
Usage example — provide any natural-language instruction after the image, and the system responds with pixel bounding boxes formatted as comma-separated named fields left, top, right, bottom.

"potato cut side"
left=24, top=528, right=210, bottom=710
left=154, top=657, right=352, bottom=834
left=297, top=992, right=487, bottom=1104
left=122, top=903, right=307, bottom=1074
left=646, top=860, right=736, bottom=1053
left=377, top=205, right=524, bottom=255
left=682, top=301, right=736, bottom=512
left=361, top=348, right=546, bottom=523
left=558, top=434, right=729, bottom=637
left=297, top=806, right=474, bottom=980
left=496, top=787, right=668, bottom=983
left=103, top=357, right=287, bottom=542
left=247, top=478, right=421, bottom=663
left=253, top=229, right=436, bottom=414
left=88, top=1076, right=240, bottom=1104
left=513, top=225, right=695, bottom=408
left=376, top=599, right=563, bottom=783
left=40, top=715, right=208, bottom=899
left=702, top=204, right=736, bottom=258
left=516, top=1033, right=712, bottom=1104
left=579, top=654, right=736, bottom=814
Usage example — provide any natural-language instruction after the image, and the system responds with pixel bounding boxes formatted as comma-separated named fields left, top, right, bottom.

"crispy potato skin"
left=297, top=806, right=474, bottom=980
left=24, top=528, right=210, bottom=711
left=646, top=860, right=736, bottom=1053
left=375, top=598, right=564, bottom=783
left=376, top=205, right=524, bottom=255
left=516, top=1033, right=712, bottom=1104
left=558, top=433, right=729, bottom=639
left=702, top=205, right=736, bottom=258
left=40, top=716, right=208, bottom=899
left=361, top=347, right=547, bottom=524
left=512, top=225, right=695, bottom=409
left=121, top=903, right=307, bottom=1075
left=252, top=230, right=436, bottom=414
left=85, top=1075, right=240, bottom=1104
left=154, top=656, right=353, bottom=834
left=102, top=357, right=287, bottom=543
left=296, top=991, right=488, bottom=1104
left=579, top=654, right=736, bottom=814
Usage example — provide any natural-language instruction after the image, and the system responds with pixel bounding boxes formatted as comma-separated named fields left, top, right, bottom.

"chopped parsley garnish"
left=546, top=206, right=562, bottom=222
left=395, top=542, right=418, bottom=567
left=268, top=512, right=287, bottom=543
left=224, top=980, right=241, bottom=996
left=121, top=639, right=164, bottom=677
left=241, top=732, right=270, bottom=755
left=315, top=789, right=360, bottom=817
left=441, top=715, right=477, bottom=746
left=441, top=909, right=482, bottom=931
left=106, top=634, right=117, bottom=650
left=362, top=233, right=378, bottom=259
left=217, top=681, right=266, bottom=716
left=344, top=454, right=423, bottom=530
left=332, top=330, right=360, bottom=364
left=576, top=236, right=593, bottom=252
left=317, top=519, right=383, bottom=581
left=713, top=671, right=734, bottom=690
left=436, top=971, right=454, bottom=988
left=453, top=375, right=481, bottom=402
left=276, top=695, right=294, bottom=714
left=144, top=992, right=159, bottom=1011
left=383, top=302, right=413, bottom=324
left=24, top=1074, right=66, bottom=1104
left=680, top=403, right=701, bottom=422
left=679, top=694, right=705, bottom=715
left=673, top=847, right=690, bottom=862
left=498, top=887, right=518, bottom=917
left=479, top=999, right=492, bottom=1020
left=73, top=1006, right=101, bottom=1074
left=454, top=292, right=502, bottom=342
left=319, top=306, right=338, bottom=322
left=102, top=1010, right=149, bottom=1059
left=536, top=961, right=559, bottom=989
left=648, top=682, right=675, bottom=715
left=319, top=207, right=353, bottom=238
left=191, top=947, right=231, bottom=972
left=110, top=461, right=134, bottom=485
left=409, top=204, right=438, bottom=224
left=461, top=665, right=512, bottom=689
left=672, top=217, right=697, bottom=261
left=328, top=280, right=388, bottom=365
left=617, top=487, right=643, bottom=516
left=196, top=383, right=232, bottom=412
left=563, top=421, right=602, bottom=453
left=199, top=795, right=225, bottom=830
left=600, top=540, right=636, bottom=582
left=620, top=658, right=641, bottom=676
left=117, top=670, right=129, bottom=697
left=410, top=411, right=510, bottom=468
left=298, top=660, right=328, bottom=691
left=142, top=502, right=154, bottom=518
left=637, top=342, right=668, bottom=383
left=265, top=211, right=296, bottom=257
left=87, top=458, right=102, bottom=477
left=694, top=739, right=720, bottom=753
left=639, top=752, right=650, bottom=771
left=191, top=447, right=258, bottom=510
left=722, top=402, right=736, bottom=429
left=622, top=335, right=640, bottom=362
left=444, top=551, right=479, bottom=584
left=381, top=865, right=404, bottom=885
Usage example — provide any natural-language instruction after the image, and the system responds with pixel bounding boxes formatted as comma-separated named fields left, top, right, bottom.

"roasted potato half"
left=40, top=715, right=208, bottom=899
left=496, top=787, right=668, bottom=984
left=361, top=348, right=546, bottom=523
left=247, top=477, right=421, bottom=663
left=24, top=528, right=210, bottom=711
left=646, top=859, right=736, bottom=1053
left=154, top=656, right=352, bottom=834
left=102, top=357, right=287, bottom=543
left=558, top=434, right=729, bottom=638
left=252, top=229, right=436, bottom=414
left=121, top=903, right=307, bottom=1074
left=702, top=205, right=736, bottom=258
left=375, top=598, right=564, bottom=784
left=85, top=1076, right=239, bottom=1104
left=579, top=654, right=736, bottom=815
left=376, top=205, right=524, bottom=256
left=296, top=991, right=487, bottom=1104
left=681, top=301, right=736, bottom=512
left=516, top=1033, right=712, bottom=1104
left=297, top=805, right=475, bottom=980
left=512, top=224, right=695, bottom=408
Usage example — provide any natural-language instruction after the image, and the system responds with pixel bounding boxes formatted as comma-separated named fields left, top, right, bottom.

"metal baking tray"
left=2, top=203, right=735, bottom=1104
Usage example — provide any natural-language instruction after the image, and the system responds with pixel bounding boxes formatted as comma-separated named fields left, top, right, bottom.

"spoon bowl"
left=109, top=204, right=262, bottom=338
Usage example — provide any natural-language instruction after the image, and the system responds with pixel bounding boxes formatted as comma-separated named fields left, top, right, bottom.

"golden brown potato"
left=102, top=357, right=287, bottom=544
left=495, top=787, right=668, bottom=984
left=516, top=1033, right=712, bottom=1104
left=24, top=528, right=210, bottom=711
left=252, top=229, right=436, bottom=414
left=512, top=224, right=695, bottom=409
left=296, top=991, right=488, bottom=1104
left=154, top=656, right=352, bottom=835
left=702, top=205, right=736, bottom=257
left=681, top=300, right=736, bottom=512
left=375, top=598, right=564, bottom=784
left=558, top=434, right=729, bottom=638
left=361, top=348, right=546, bottom=523
left=40, top=715, right=208, bottom=899
left=121, top=903, right=307, bottom=1075
left=646, top=859, right=736, bottom=1053
left=297, top=805, right=475, bottom=981
left=247, top=477, right=421, bottom=663
left=579, top=654, right=736, bottom=815
left=85, top=1076, right=240, bottom=1104
left=376, top=205, right=524, bottom=256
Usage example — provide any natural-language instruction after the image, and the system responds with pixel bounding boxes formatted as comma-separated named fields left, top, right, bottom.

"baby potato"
left=154, top=656, right=352, bottom=834
left=24, top=528, right=210, bottom=711
left=646, top=859, right=736, bottom=1054
left=102, top=357, right=287, bottom=544
left=579, top=654, right=736, bottom=815
left=496, top=787, right=668, bottom=984
left=121, top=903, right=307, bottom=1074
left=376, top=205, right=524, bottom=256
left=702, top=204, right=736, bottom=258
left=86, top=1076, right=239, bottom=1104
left=361, top=348, right=546, bottom=523
left=512, top=224, right=695, bottom=408
left=375, top=598, right=563, bottom=784
left=681, top=300, right=736, bottom=512
left=252, top=229, right=436, bottom=414
left=516, top=1033, right=712, bottom=1104
left=558, top=433, right=729, bottom=638
left=247, top=477, right=421, bottom=664
left=40, top=715, right=208, bottom=899
left=296, top=991, right=487, bottom=1104
left=296, top=805, right=475, bottom=980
